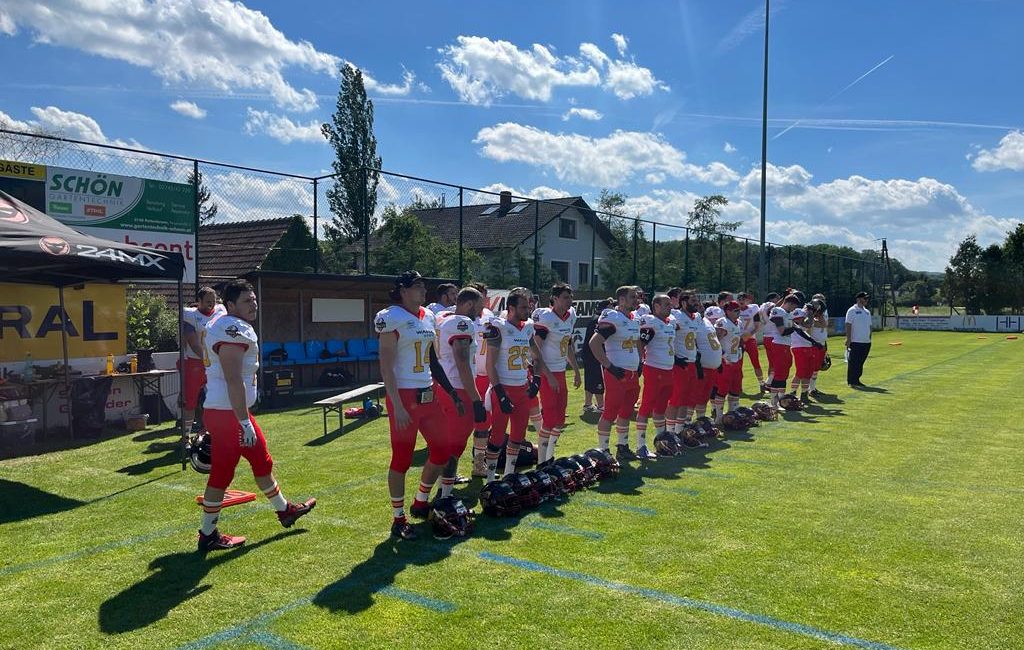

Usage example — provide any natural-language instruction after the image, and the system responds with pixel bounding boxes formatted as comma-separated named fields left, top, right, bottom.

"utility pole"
left=757, top=0, right=771, bottom=296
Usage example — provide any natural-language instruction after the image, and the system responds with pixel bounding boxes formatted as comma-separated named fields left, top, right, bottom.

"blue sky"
left=1, top=0, right=1022, bottom=271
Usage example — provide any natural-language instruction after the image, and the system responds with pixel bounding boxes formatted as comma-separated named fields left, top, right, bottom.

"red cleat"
left=277, top=498, right=317, bottom=528
left=197, top=529, right=246, bottom=553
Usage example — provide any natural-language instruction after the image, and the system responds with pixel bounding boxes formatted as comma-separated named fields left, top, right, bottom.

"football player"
left=791, top=298, right=829, bottom=401
left=767, top=294, right=822, bottom=407
left=714, top=301, right=745, bottom=424
left=716, top=291, right=734, bottom=308
left=737, top=292, right=765, bottom=389
left=759, top=292, right=781, bottom=390
left=426, top=283, right=458, bottom=315
left=634, top=289, right=651, bottom=318
left=808, top=294, right=829, bottom=396
left=197, top=280, right=315, bottom=553
left=694, top=299, right=724, bottom=421
left=180, top=286, right=226, bottom=434
left=581, top=298, right=614, bottom=414
left=636, top=294, right=676, bottom=458
left=589, top=285, right=641, bottom=458
left=532, top=283, right=582, bottom=464
left=469, top=282, right=497, bottom=476
left=376, top=271, right=451, bottom=540
left=433, top=287, right=487, bottom=499
left=484, top=288, right=553, bottom=480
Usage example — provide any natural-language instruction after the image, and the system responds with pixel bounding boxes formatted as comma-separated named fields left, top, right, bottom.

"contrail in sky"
left=773, top=54, right=895, bottom=140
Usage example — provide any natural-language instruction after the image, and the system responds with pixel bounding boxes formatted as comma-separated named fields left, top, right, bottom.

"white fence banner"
left=895, top=314, right=1024, bottom=333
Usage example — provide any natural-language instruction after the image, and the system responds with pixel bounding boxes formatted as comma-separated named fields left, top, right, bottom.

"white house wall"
left=521, top=209, right=611, bottom=289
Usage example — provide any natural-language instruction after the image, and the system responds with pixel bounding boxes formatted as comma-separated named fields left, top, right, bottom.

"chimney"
left=499, top=190, right=512, bottom=213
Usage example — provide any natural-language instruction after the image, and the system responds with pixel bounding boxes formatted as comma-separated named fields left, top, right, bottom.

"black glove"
left=526, top=375, right=542, bottom=399
left=472, top=400, right=487, bottom=423
left=696, top=364, right=705, bottom=380
left=813, top=341, right=824, bottom=350
left=605, top=364, right=625, bottom=380
left=451, top=392, right=465, bottom=416
left=674, top=356, right=689, bottom=368
left=494, top=385, right=514, bottom=414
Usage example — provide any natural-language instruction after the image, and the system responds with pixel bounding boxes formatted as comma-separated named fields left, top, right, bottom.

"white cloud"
left=468, top=183, right=569, bottom=205
left=474, top=122, right=737, bottom=188
left=562, top=107, right=603, bottom=121
left=361, top=66, right=418, bottom=97
left=611, top=33, right=629, bottom=57
left=244, top=109, right=323, bottom=144
left=972, top=130, right=1024, bottom=172
left=1, top=105, right=140, bottom=147
left=724, top=142, right=737, bottom=154
left=436, top=35, right=666, bottom=105
left=170, top=100, right=207, bottom=120
left=738, top=162, right=814, bottom=199
left=0, top=1, right=416, bottom=111
left=204, top=170, right=313, bottom=223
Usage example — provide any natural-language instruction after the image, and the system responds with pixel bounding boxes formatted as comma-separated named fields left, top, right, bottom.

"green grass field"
left=2, top=330, right=1022, bottom=650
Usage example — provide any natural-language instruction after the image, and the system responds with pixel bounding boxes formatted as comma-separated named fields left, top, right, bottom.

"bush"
left=126, top=289, right=179, bottom=352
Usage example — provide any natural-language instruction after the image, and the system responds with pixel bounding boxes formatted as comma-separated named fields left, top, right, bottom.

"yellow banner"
left=0, top=159, right=46, bottom=181
left=0, top=283, right=126, bottom=362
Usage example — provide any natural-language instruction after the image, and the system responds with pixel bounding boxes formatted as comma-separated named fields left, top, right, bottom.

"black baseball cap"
left=855, top=291, right=870, bottom=299
left=394, top=270, right=424, bottom=288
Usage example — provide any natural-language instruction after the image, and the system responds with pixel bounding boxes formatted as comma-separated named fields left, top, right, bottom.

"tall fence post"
left=684, top=228, right=691, bottom=287
left=718, top=234, right=724, bottom=289
left=533, top=200, right=539, bottom=294
left=744, top=239, right=749, bottom=292
left=650, top=223, right=657, bottom=295
left=458, top=187, right=464, bottom=284
left=362, top=167, right=369, bottom=276
left=312, top=178, right=319, bottom=274
left=192, top=160, right=200, bottom=285
left=632, top=217, right=639, bottom=284
left=590, top=212, right=597, bottom=293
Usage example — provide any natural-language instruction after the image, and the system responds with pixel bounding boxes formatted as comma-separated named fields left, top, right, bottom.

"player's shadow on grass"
left=98, top=529, right=306, bottom=635
left=132, top=425, right=182, bottom=442
left=0, top=479, right=87, bottom=524
left=304, top=417, right=379, bottom=447
left=116, top=441, right=182, bottom=476
left=807, top=393, right=844, bottom=405
left=851, top=385, right=888, bottom=394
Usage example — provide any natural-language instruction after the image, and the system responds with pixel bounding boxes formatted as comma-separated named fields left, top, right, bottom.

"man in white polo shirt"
left=845, top=291, right=873, bottom=387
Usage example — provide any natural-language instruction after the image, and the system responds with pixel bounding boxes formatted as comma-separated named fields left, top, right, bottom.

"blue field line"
left=687, top=470, right=735, bottom=480
left=643, top=483, right=700, bottom=497
left=378, top=586, right=457, bottom=612
left=176, top=583, right=455, bottom=649
left=580, top=498, right=656, bottom=516
left=527, top=520, right=605, bottom=540
left=244, top=630, right=314, bottom=650
left=478, top=551, right=905, bottom=650
left=0, top=476, right=377, bottom=579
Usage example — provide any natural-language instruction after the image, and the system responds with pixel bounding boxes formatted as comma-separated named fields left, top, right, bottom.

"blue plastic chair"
left=283, top=341, right=310, bottom=365
left=261, top=341, right=293, bottom=366
left=306, top=340, right=328, bottom=364
left=346, top=338, right=367, bottom=358
left=360, top=337, right=380, bottom=361
left=325, top=338, right=358, bottom=362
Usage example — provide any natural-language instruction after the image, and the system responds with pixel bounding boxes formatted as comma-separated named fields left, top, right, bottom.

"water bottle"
left=23, top=352, right=34, bottom=382
left=130, top=354, right=138, bottom=374
left=106, top=353, right=114, bottom=375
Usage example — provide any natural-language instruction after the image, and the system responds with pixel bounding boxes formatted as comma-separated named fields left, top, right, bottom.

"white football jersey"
left=533, top=307, right=577, bottom=372
left=485, top=317, right=535, bottom=386
left=673, top=310, right=701, bottom=362
left=183, top=304, right=227, bottom=360
left=426, top=302, right=449, bottom=315
left=597, top=309, right=640, bottom=369
left=695, top=315, right=723, bottom=368
left=436, top=312, right=476, bottom=390
left=705, top=306, right=725, bottom=323
left=633, top=303, right=651, bottom=318
left=739, top=304, right=760, bottom=336
left=639, top=313, right=676, bottom=370
left=768, top=307, right=794, bottom=346
left=374, top=305, right=437, bottom=389
left=474, top=307, right=496, bottom=377
left=204, top=314, right=259, bottom=409
left=810, top=309, right=829, bottom=344
left=790, top=308, right=814, bottom=348
left=760, top=301, right=777, bottom=339
left=716, top=317, right=744, bottom=363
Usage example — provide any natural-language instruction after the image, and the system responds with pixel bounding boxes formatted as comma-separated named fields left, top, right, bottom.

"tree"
left=371, top=205, right=481, bottom=278
left=321, top=65, right=382, bottom=251
left=187, top=169, right=219, bottom=225
left=597, top=189, right=627, bottom=216
left=944, top=235, right=983, bottom=313
left=262, top=215, right=317, bottom=273
left=686, top=195, right=740, bottom=239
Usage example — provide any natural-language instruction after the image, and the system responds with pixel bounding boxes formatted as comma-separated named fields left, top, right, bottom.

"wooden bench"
left=313, top=382, right=385, bottom=437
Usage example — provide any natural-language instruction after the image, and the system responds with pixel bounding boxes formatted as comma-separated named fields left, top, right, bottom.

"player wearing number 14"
left=531, top=283, right=581, bottom=464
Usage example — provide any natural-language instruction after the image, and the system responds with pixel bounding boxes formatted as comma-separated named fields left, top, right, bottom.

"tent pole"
left=178, top=279, right=187, bottom=470
left=59, top=284, right=72, bottom=437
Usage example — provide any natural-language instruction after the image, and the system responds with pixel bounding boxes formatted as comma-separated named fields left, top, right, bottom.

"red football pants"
left=717, top=360, right=743, bottom=397
left=540, top=371, right=568, bottom=430
left=437, top=387, right=475, bottom=459
left=204, top=408, right=273, bottom=491
left=601, top=368, right=641, bottom=421
left=769, top=344, right=793, bottom=385
left=742, top=338, right=762, bottom=375
left=489, top=383, right=531, bottom=445
left=385, top=389, right=449, bottom=473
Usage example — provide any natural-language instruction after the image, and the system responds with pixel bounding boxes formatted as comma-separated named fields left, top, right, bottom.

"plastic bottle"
left=23, top=352, right=34, bottom=382
left=130, top=354, right=138, bottom=374
left=106, top=353, right=114, bottom=375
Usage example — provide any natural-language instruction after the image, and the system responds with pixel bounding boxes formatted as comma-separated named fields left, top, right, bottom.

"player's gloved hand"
left=451, top=392, right=465, bottom=416
left=674, top=356, right=689, bottom=368
left=494, top=385, right=514, bottom=413
left=239, top=418, right=257, bottom=447
left=472, top=400, right=487, bottom=423
left=526, top=375, right=542, bottom=399
left=605, top=364, right=626, bottom=380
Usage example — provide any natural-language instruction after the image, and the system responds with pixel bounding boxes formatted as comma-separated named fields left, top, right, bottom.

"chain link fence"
left=1, top=129, right=889, bottom=316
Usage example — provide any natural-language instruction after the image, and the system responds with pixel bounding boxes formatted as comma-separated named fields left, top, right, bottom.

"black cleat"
left=391, top=518, right=417, bottom=540
left=453, top=474, right=471, bottom=485
left=616, top=444, right=637, bottom=460
left=197, top=529, right=245, bottom=553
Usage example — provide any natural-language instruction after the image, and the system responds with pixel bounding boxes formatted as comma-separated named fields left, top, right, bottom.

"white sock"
left=597, top=431, right=610, bottom=451
left=713, top=400, right=725, bottom=424
left=440, top=477, right=456, bottom=499
left=414, top=480, right=433, bottom=504
left=615, top=424, right=629, bottom=447
left=262, top=481, right=287, bottom=511
left=636, top=420, right=648, bottom=447
left=503, top=444, right=520, bottom=476
left=530, top=411, right=543, bottom=431
left=809, top=375, right=818, bottom=391
left=200, top=499, right=221, bottom=535
left=537, top=430, right=551, bottom=463
left=546, top=431, right=560, bottom=462
left=653, top=417, right=666, bottom=435
left=391, top=497, right=405, bottom=520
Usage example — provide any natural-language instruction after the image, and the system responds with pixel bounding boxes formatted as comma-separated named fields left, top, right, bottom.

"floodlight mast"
left=758, top=0, right=770, bottom=295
